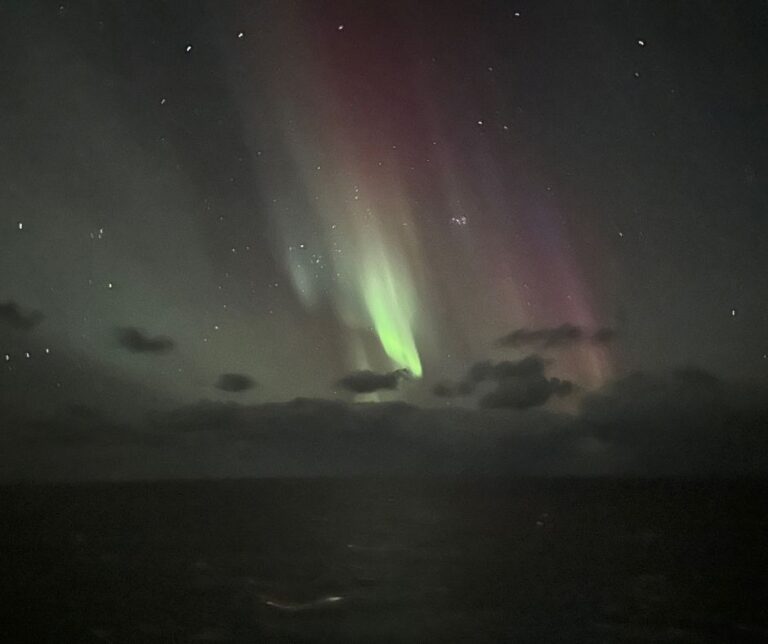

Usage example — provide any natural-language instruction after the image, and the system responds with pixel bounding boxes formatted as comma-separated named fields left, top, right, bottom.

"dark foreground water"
left=1, top=479, right=767, bottom=643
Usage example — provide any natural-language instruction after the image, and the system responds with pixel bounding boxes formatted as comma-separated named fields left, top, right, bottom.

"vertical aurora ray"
left=358, top=220, right=422, bottom=377
left=238, top=3, right=615, bottom=393
left=259, top=102, right=428, bottom=377
left=238, top=7, right=432, bottom=381
left=329, top=187, right=425, bottom=378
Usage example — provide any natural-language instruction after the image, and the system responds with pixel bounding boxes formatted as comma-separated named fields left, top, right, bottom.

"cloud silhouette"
left=498, top=324, right=614, bottom=349
left=141, top=397, right=580, bottom=478
left=215, top=373, right=256, bottom=393
left=337, top=369, right=409, bottom=394
left=433, top=355, right=571, bottom=409
left=0, top=301, right=43, bottom=331
left=480, top=376, right=573, bottom=409
left=468, top=355, right=548, bottom=383
left=7, top=403, right=128, bottom=448
left=148, top=400, right=245, bottom=433
left=116, top=327, right=174, bottom=354
left=592, top=327, right=615, bottom=343
left=579, top=368, right=768, bottom=475
left=433, top=380, right=475, bottom=398
left=3, top=366, right=768, bottom=480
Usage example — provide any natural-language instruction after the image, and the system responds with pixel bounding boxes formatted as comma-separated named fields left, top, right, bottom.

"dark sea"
left=2, top=479, right=767, bottom=643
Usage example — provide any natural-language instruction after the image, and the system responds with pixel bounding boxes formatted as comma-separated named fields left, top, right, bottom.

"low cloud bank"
left=2, top=366, right=767, bottom=480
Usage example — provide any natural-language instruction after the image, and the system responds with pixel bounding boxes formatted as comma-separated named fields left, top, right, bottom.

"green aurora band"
left=359, top=230, right=422, bottom=378
left=247, top=5, right=610, bottom=388
left=262, top=86, right=426, bottom=379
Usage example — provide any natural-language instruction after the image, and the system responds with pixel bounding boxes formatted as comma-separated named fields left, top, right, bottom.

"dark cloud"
left=2, top=365, right=768, bottom=480
left=579, top=369, right=768, bottom=475
left=469, top=356, right=547, bottom=383
left=480, top=376, right=573, bottom=410
left=498, top=323, right=582, bottom=348
left=116, top=327, right=175, bottom=354
left=139, top=397, right=582, bottom=478
left=0, top=301, right=43, bottom=331
left=215, top=373, right=256, bottom=393
left=498, top=324, right=615, bottom=349
left=148, top=400, right=246, bottom=433
left=592, top=327, right=615, bottom=344
left=337, top=369, right=409, bottom=394
left=4, top=403, right=128, bottom=449
left=432, top=380, right=475, bottom=398
left=671, top=365, right=722, bottom=387
left=434, top=355, right=572, bottom=410
left=432, top=382, right=454, bottom=398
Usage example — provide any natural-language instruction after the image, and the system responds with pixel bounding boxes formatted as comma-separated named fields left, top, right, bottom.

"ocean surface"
left=2, top=479, right=767, bottom=643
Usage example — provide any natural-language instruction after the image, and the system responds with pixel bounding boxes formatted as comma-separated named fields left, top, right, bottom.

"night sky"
left=1, top=1, right=767, bottom=479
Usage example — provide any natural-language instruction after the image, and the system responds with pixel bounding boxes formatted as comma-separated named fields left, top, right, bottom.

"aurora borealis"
left=240, top=2, right=615, bottom=389
left=1, top=1, right=767, bottom=478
